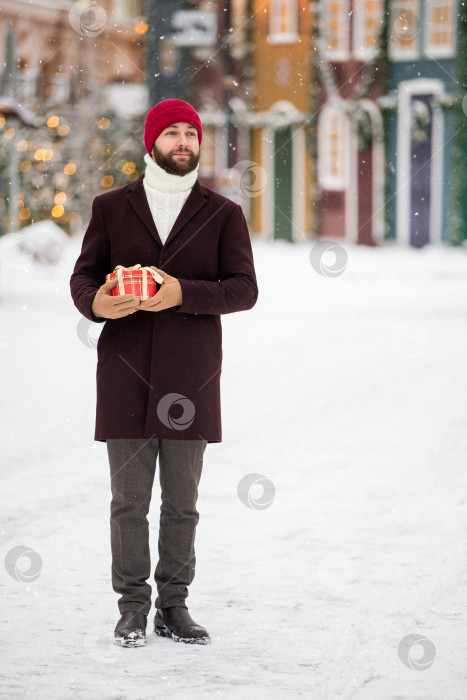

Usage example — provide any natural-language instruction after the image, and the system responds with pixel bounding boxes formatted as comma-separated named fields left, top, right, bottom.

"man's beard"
left=152, top=145, right=200, bottom=176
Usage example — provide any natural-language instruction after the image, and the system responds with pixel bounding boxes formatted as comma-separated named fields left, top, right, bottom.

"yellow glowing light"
left=64, top=162, right=76, bottom=175
left=122, top=161, right=135, bottom=174
left=44, top=149, right=53, bottom=160
left=134, top=22, right=148, bottom=34
left=34, top=148, right=46, bottom=160
left=57, top=124, right=70, bottom=136
left=4, top=128, right=15, bottom=140
left=54, top=192, right=67, bottom=205
left=97, top=117, right=110, bottom=129
left=19, top=207, right=31, bottom=221
left=19, top=161, right=32, bottom=172
left=16, top=139, right=28, bottom=152
left=52, top=205, right=64, bottom=218
left=47, top=116, right=60, bottom=128
left=0, top=117, right=5, bottom=129
left=100, top=175, right=114, bottom=188
left=15, top=199, right=24, bottom=208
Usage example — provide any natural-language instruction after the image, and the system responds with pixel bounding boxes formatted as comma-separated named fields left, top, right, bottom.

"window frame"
left=388, top=0, right=421, bottom=62
left=353, top=0, right=383, bottom=60
left=268, top=0, right=299, bottom=44
left=318, top=102, right=349, bottom=191
left=423, top=0, right=456, bottom=59
left=323, top=0, right=350, bottom=61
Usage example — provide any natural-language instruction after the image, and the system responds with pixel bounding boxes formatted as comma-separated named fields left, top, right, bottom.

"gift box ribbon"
left=113, top=264, right=164, bottom=300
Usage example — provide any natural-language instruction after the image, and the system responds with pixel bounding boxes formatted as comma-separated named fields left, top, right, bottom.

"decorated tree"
left=0, top=95, right=146, bottom=235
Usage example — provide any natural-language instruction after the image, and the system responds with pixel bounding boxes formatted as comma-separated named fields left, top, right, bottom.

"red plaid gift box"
left=105, top=264, right=164, bottom=300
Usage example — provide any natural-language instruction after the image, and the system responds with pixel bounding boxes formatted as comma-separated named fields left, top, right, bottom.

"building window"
left=353, top=0, right=383, bottom=59
left=318, top=103, right=348, bottom=190
left=231, top=0, right=247, bottom=58
left=268, top=0, right=299, bottom=44
left=199, top=125, right=215, bottom=177
left=388, top=0, right=420, bottom=61
left=324, top=0, right=350, bottom=60
left=424, top=0, right=456, bottom=58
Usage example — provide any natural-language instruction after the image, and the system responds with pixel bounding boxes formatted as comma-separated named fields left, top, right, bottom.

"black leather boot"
left=154, top=606, right=210, bottom=644
left=114, top=611, right=147, bottom=647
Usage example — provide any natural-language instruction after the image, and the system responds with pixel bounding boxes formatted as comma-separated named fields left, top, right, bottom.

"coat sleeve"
left=175, top=203, right=258, bottom=316
left=69, top=197, right=111, bottom=323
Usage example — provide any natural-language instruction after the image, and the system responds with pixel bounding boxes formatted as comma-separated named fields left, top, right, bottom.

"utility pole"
left=3, top=25, right=19, bottom=233
left=223, top=0, right=235, bottom=170
left=145, top=0, right=191, bottom=106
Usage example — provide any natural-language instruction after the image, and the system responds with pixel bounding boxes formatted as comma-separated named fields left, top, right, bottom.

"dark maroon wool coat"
left=70, top=173, right=258, bottom=443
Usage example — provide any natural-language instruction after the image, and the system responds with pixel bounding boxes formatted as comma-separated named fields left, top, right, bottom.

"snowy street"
left=1, top=236, right=467, bottom=699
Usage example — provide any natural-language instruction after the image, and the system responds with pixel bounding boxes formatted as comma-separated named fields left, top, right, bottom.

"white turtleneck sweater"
left=142, top=152, right=199, bottom=245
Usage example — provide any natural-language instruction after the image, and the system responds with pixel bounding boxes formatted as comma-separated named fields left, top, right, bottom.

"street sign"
left=171, top=11, right=217, bottom=46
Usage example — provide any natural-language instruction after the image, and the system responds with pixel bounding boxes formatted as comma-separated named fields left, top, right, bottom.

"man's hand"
left=91, top=278, right=141, bottom=319
left=138, top=267, right=183, bottom=313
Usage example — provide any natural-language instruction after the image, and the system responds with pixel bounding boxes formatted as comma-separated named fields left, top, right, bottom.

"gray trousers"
left=106, top=438, right=207, bottom=616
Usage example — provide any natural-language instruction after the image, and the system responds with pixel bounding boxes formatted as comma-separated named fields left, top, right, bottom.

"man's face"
left=152, top=121, right=200, bottom=176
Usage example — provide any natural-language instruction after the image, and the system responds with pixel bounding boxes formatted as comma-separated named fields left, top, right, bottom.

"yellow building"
left=243, top=0, right=314, bottom=241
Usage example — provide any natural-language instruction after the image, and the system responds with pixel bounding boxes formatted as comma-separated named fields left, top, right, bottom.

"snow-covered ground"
left=1, top=232, right=467, bottom=699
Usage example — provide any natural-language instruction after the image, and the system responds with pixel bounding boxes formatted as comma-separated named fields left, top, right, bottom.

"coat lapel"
left=164, top=179, right=209, bottom=248
left=126, top=174, right=160, bottom=244
left=127, top=173, right=208, bottom=249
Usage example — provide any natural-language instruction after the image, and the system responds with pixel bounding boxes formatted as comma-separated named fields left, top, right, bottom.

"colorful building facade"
left=315, top=0, right=386, bottom=246
left=384, top=0, right=465, bottom=246
left=242, top=0, right=465, bottom=247
left=241, top=0, right=314, bottom=242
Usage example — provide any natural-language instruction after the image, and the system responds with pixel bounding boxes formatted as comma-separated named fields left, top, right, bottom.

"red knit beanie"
left=144, top=99, right=203, bottom=155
